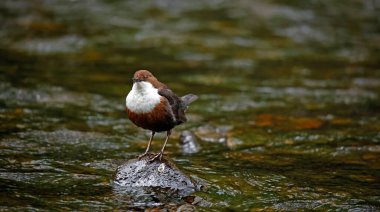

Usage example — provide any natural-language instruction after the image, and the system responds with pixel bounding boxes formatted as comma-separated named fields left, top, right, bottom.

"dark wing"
left=158, top=88, right=179, bottom=105
left=158, top=88, right=187, bottom=124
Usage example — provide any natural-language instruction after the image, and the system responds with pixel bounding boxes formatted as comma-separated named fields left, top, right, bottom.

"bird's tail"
left=181, top=94, right=198, bottom=107
left=176, top=94, right=198, bottom=124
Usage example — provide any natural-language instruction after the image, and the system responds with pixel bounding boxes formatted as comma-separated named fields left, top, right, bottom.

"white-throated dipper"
left=126, top=70, right=198, bottom=161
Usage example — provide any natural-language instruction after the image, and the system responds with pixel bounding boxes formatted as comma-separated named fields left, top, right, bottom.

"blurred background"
left=0, top=0, right=379, bottom=210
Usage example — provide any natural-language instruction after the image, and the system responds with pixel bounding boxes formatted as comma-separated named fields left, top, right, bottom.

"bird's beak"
left=132, top=77, right=141, bottom=83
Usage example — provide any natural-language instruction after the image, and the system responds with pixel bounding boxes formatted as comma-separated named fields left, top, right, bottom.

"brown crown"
left=133, top=70, right=167, bottom=89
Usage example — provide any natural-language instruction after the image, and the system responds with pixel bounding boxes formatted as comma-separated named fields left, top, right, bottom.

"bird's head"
left=132, top=70, right=155, bottom=83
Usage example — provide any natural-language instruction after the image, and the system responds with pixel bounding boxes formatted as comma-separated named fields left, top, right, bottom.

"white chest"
left=126, top=82, right=161, bottom=114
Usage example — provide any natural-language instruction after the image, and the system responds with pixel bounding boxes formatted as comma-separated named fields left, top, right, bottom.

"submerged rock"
left=114, top=154, right=197, bottom=198
left=194, top=124, right=232, bottom=143
left=179, top=130, right=201, bottom=154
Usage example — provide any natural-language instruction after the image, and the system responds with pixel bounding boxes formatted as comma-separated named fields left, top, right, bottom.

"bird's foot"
left=149, top=152, right=163, bottom=162
left=138, top=152, right=149, bottom=160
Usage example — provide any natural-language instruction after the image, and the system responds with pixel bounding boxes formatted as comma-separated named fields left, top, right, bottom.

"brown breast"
left=126, top=97, right=176, bottom=132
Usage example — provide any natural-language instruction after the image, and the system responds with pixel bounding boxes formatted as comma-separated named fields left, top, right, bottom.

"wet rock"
left=114, top=154, right=197, bottom=197
left=226, top=137, right=243, bottom=149
left=179, top=130, right=201, bottom=154
left=192, top=124, right=243, bottom=149
left=175, top=203, right=196, bottom=211
left=194, top=124, right=232, bottom=143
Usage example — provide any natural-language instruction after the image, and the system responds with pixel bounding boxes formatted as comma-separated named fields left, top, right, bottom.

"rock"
left=179, top=130, right=201, bottom=154
left=194, top=124, right=232, bottom=143
left=114, top=154, right=197, bottom=198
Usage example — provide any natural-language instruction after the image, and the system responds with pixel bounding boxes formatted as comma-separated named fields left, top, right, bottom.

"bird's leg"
left=149, top=130, right=171, bottom=162
left=138, top=131, right=155, bottom=160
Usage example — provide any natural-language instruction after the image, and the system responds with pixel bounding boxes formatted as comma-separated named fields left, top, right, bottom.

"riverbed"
left=1, top=0, right=379, bottom=210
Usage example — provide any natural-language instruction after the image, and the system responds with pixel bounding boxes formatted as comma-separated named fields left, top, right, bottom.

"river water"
left=1, top=0, right=379, bottom=210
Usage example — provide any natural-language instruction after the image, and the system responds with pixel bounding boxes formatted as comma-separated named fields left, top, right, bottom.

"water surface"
left=1, top=0, right=379, bottom=210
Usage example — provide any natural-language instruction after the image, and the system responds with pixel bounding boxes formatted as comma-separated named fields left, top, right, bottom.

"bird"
left=125, top=70, right=198, bottom=161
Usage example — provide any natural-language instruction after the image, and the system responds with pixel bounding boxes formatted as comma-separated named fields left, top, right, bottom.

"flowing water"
left=1, top=0, right=380, bottom=210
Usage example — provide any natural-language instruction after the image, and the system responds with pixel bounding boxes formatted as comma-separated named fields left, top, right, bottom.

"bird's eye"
left=132, top=77, right=141, bottom=82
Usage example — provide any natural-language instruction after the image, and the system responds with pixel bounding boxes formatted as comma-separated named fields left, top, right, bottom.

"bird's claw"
left=149, top=152, right=163, bottom=162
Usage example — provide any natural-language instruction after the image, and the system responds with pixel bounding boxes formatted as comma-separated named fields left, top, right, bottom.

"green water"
left=1, top=0, right=379, bottom=210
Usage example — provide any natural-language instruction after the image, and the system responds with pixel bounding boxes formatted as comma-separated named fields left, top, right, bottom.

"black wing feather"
left=158, top=88, right=186, bottom=124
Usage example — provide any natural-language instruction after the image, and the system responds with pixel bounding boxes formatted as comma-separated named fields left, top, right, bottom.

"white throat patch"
left=126, top=81, right=161, bottom=114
